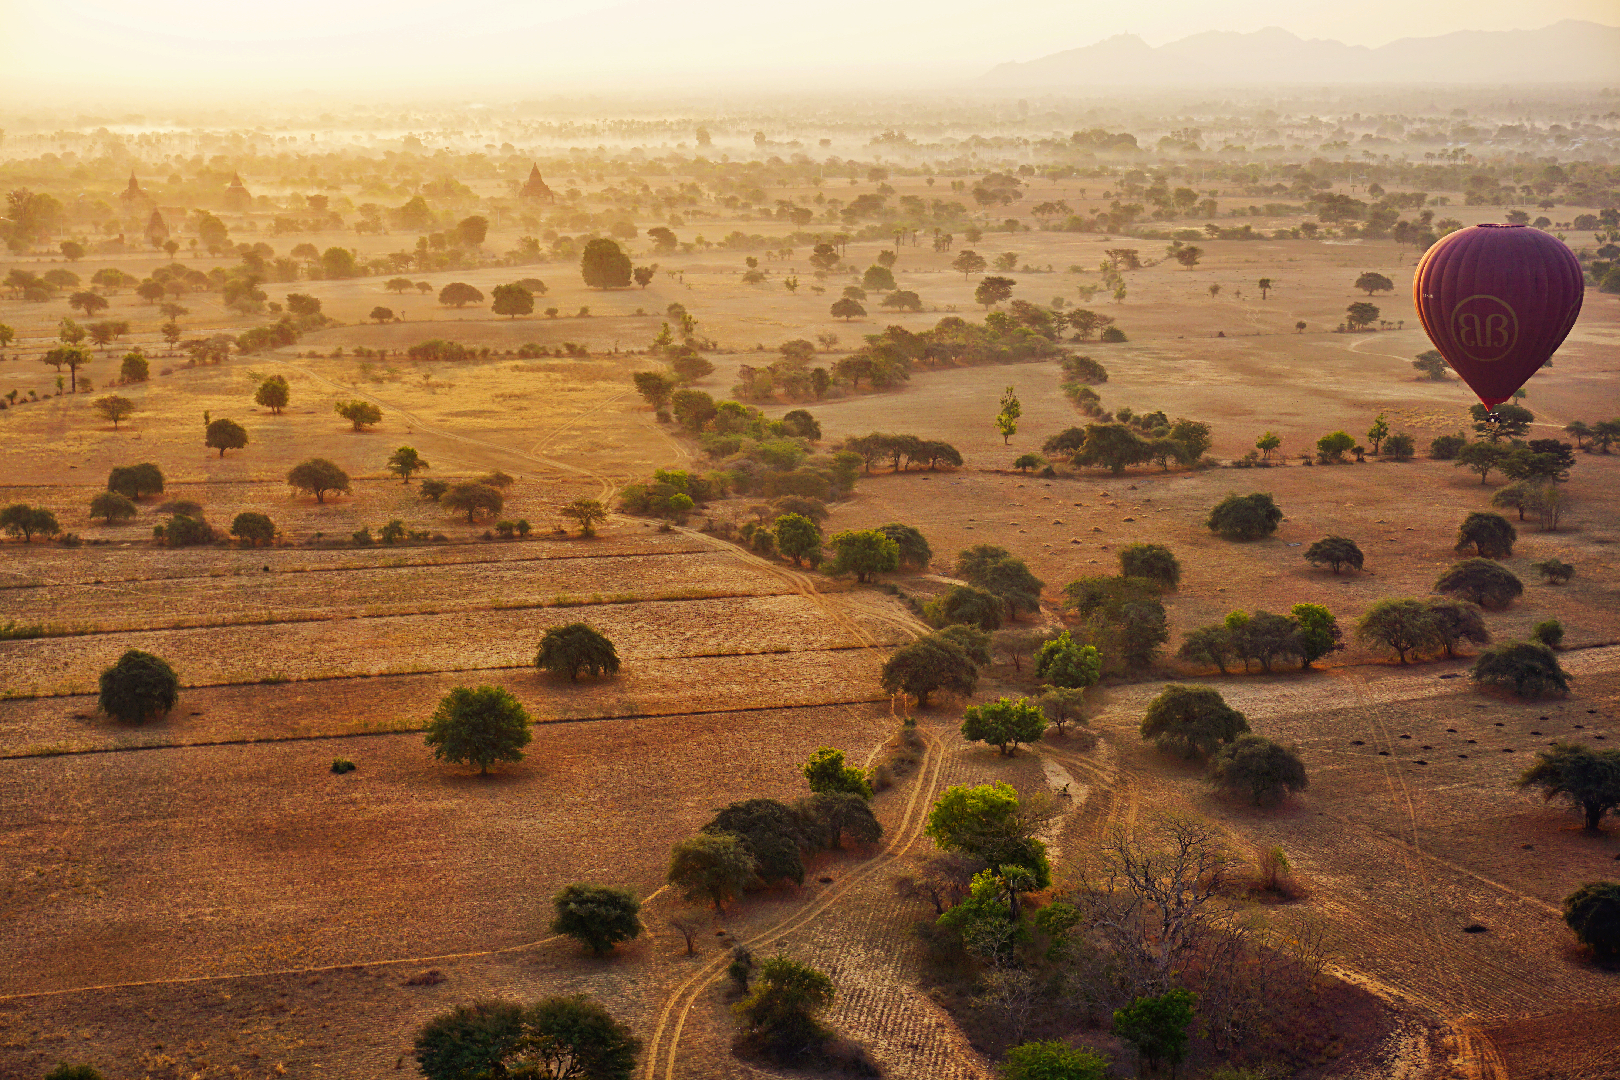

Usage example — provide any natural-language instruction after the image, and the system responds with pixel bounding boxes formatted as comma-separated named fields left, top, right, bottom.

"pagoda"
left=519, top=164, right=555, bottom=201
left=223, top=172, right=253, bottom=213
left=118, top=172, right=153, bottom=212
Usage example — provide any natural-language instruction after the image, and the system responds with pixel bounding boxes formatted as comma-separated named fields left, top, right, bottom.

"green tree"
left=1255, top=430, right=1282, bottom=461
left=799, top=791, right=881, bottom=848
left=1034, top=630, right=1101, bottom=689
left=1534, top=558, right=1575, bottom=585
left=414, top=1001, right=526, bottom=1080
left=581, top=238, right=633, bottom=289
left=862, top=264, right=896, bottom=292
left=1386, top=432, right=1416, bottom=461
left=536, top=623, right=620, bottom=681
left=1290, top=603, right=1341, bottom=667
left=1210, top=734, right=1308, bottom=805
left=1345, top=301, right=1380, bottom=328
left=1178, top=625, right=1237, bottom=675
left=925, top=782, right=1051, bottom=885
left=1355, top=598, right=1439, bottom=664
left=116, top=350, right=148, bottom=384
left=1113, top=988, right=1197, bottom=1078
left=1304, top=536, right=1363, bottom=574
left=1532, top=619, right=1565, bottom=648
left=425, top=685, right=531, bottom=774
left=735, top=955, right=836, bottom=1055
left=1455, top=511, right=1515, bottom=557
left=388, top=446, right=428, bottom=483
left=1073, top=423, right=1151, bottom=475
left=828, top=529, right=899, bottom=582
left=550, top=884, right=642, bottom=955
left=995, top=384, right=1022, bottom=444
left=370, top=306, right=394, bottom=324
left=1315, top=430, right=1355, bottom=463
left=928, top=584, right=1005, bottom=631
left=107, top=462, right=163, bottom=500
left=1413, top=349, right=1450, bottom=380
left=1426, top=598, right=1490, bottom=658
left=94, top=395, right=135, bottom=429
left=254, top=375, right=289, bottom=414
left=875, top=523, right=931, bottom=569
left=335, top=399, right=382, bottom=432
left=667, top=833, right=756, bottom=912
left=205, top=418, right=248, bottom=457
left=952, top=249, right=987, bottom=278
left=1355, top=271, right=1394, bottom=295
left=98, top=649, right=179, bottom=723
left=803, top=747, right=872, bottom=799
left=774, top=513, right=822, bottom=566
left=961, top=697, right=1048, bottom=756
left=43, top=345, right=91, bottom=392
left=830, top=297, right=866, bottom=321
left=1519, top=744, right=1620, bottom=831
left=633, top=371, right=678, bottom=415
left=1012, top=453, right=1045, bottom=473
left=1456, top=441, right=1508, bottom=484
left=287, top=458, right=350, bottom=503
left=1435, top=558, right=1523, bottom=609
left=1000, top=1041, right=1109, bottom=1080
left=1471, top=641, right=1569, bottom=697
left=1471, top=402, right=1534, bottom=441
left=975, top=275, right=1016, bottom=310
left=230, top=512, right=275, bottom=546
left=444, top=482, right=504, bottom=523
left=437, top=282, right=484, bottom=308
left=1120, top=543, right=1180, bottom=588
left=511, top=996, right=639, bottom=1080
left=89, top=491, right=137, bottom=523
left=964, top=554, right=1045, bottom=618
left=563, top=498, right=609, bottom=537
left=0, top=504, right=59, bottom=542
left=1564, top=882, right=1620, bottom=958
left=880, top=634, right=979, bottom=705
left=1140, top=685, right=1248, bottom=758
left=492, top=283, right=535, bottom=318
left=1366, top=413, right=1390, bottom=455
left=1206, top=492, right=1282, bottom=540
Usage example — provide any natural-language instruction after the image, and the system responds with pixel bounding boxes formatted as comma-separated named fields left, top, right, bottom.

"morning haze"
left=1, top=5, right=1618, bottom=1079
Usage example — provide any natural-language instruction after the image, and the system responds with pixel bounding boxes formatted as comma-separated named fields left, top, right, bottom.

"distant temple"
left=119, top=173, right=153, bottom=212
left=223, top=172, right=253, bottom=213
left=519, top=164, right=555, bottom=201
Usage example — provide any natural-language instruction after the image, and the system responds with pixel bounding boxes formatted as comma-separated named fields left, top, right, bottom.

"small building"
left=519, top=164, right=555, bottom=201
left=118, top=173, right=153, bottom=214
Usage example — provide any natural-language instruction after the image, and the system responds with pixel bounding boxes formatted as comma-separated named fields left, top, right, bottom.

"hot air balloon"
left=1413, top=223, right=1583, bottom=416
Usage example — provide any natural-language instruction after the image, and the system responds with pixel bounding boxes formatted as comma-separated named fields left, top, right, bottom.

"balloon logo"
left=1413, top=224, right=1583, bottom=410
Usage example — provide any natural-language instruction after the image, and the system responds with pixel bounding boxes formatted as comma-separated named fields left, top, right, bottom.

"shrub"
left=98, top=649, right=179, bottom=723
left=419, top=478, right=449, bottom=502
left=1210, top=734, right=1308, bottom=805
left=89, top=491, right=137, bottom=523
left=536, top=623, right=620, bottom=681
left=1455, top=512, right=1516, bottom=558
left=230, top=511, right=275, bottom=545
left=1304, top=535, right=1363, bottom=573
left=1315, top=430, right=1354, bottom=463
left=803, top=747, right=873, bottom=799
left=1113, top=988, right=1197, bottom=1077
left=1471, top=641, right=1570, bottom=697
left=424, top=685, right=532, bottom=774
left=44, top=1068, right=105, bottom=1080
left=735, top=955, right=836, bottom=1058
left=1565, top=882, right=1620, bottom=959
left=1534, top=558, right=1574, bottom=585
left=1206, top=492, right=1282, bottom=540
left=667, top=833, right=756, bottom=912
left=1532, top=619, right=1565, bottom=648
left=331, top=758, right=356, bottom=774
left=1430, top=433, right=1467, bottom=459
left=1099, top=325, right=1126, bottom=342
left=1140, top=685, right=1248, bottom=758
left=1435, top=558, right=1523, bottom=609
left=1119, top=542, right=1180, bottom=588
left=1001, top=1041, right=1109, bottom=1080
left=551, top=883, right=643, bottom=955
left=960, top=697, right=1048, bottom=756
left=160, top=514, right=213, bottom=547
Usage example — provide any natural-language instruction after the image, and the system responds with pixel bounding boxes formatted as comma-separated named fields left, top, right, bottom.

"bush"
left=551, top=883, right=643, bottom=955
left=1565, top=882, right=1620, bottom=959
left=1430, top=433, right=1467, bottom=459
left=230, top=511, right=275, bottom=545
left=1471, top=641, right=1570, bottom=697
left=419, top=478, right=449, bottom=502
left=803, top=747, right=873, bottom=799
left=1099, top=325, right=1127, bottom=342
left=1140, top=685, right=1248, bottom=758
left=1113, top=988, right=1197, bottom=1077
left=1532, top=619, right=1565, bottom=648
left=1119, top=542, right=1180, bottom=588
left=1435, top=558, right=1523, bottom=609
left=1210, top=734, right=1308, bottom=805
left=961, top=697, right=1048, bottom=756
left=330, top=758, right=356, bottom=774
left=44, top=1068, right=105, bottom=1080
left=424, top=685, right=532, bottom=774
left=160, top=514, right=213, bottom=547
left=1001, top=1041, right=1109, bottom=1080
left=98, top=649, right=179, bottom=723
left=1456, top=511, right=1516, bottom=558
left=1534, top=558, right=1575, bottom=585
left=536, top=623, right=620, bottom=681
left=735, top=955, right=836, bottom=1058
left=1206, top=492, right=1282, bottom=540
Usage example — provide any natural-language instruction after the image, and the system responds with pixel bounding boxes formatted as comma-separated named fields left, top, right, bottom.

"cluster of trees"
left=1060, top=546, right=1178, bottom=674
left=1315, top=413, right=1418, bottom=464
left=840, top=431, right=963, bottom=473
left=1178, top=604, right=1342, bottom=674
left=1043, top=412, right=1213, bottom=475
left=414, top=996, right=639, bottom=1080
left=1141, top=684, right=1306, bottom=800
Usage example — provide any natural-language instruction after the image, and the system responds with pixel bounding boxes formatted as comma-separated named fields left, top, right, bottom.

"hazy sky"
left=3, top=0, right=1616, bottom=100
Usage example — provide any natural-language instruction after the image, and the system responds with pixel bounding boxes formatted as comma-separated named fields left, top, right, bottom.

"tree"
left=1210, top=735, right=1308, bottom=805
left=551, top=883, right=642, bottom=955
left=1386, top=432, right=1416, bottom=461
left=107, top=462, right=163, bottom=501
left=43, top=345, right=91, bottom=392
left=388, top=446, right=429, bottom=483
left=1178, top=625, right=1238, bottom=675
left=1255, top=431, right=1281, bottom=462
left=1119, top=543, right=1179, bottom=588
left=667, top=833, right=756, bottom=911
left=536, top=623, right=620, bottom=681
left=1256, top=277, right=1274, bottom=299
left=1012, top=453, right=1045, bottom=474
left=1532, top=619, right=1565, bottom=649
left=1113, top=988, right=1197, bottom=1078
left=830, top=297, right=865, bottom=321
left=774, top=513, right=822, bottom=566
left=1520, top=744, right=1620, bottom=831
left=1472, top=402, right=1534, bottom=442
left=1034, top=631, right=1101, bottom=690
left=1435, top=558, right=1523, bottom=609
left=455, top=215, right=488, bottom=248
left=286, top=458, right=351, bottom=503
left=862, top=264, right=896, bottom=292
left=230, top=512, right=276, bottom=546
left=996, top=384, right=1021, bottom=444
left=881, top=290, right=922, bottom=311
left=1292, top=603, right=1342, bottom=667
left=1413, top=349, right=1450, bottom=380
left=1316, top=430, right=1355, bottom=463
left=925, top=782, right=1051, bottom=884
left=581, top=238, right=633, bottom=289
left=1073, top=423, right=1151, bottom=475
left=1000, top=1041, right=1108, bottom=1080
left=443, top=482, right=504, bottom=523
left=1140, top=685, right=1248, bottom=758
left=1206, top=492, right=1282, bottom=540
left=425, top=685, right=532, bottom=774
left=205, top=418, right=248, bottom=457
left=98, top=649, right=179, bottom=723
left=633, top=371, right=677, bottom=413
left=564, top=498, right=609, bottom=537
left=975, top=275, right=1016, bottom=310
left=1455, top=512, right=1516, bottom=558
left=438, top=282, right=484, bottom=308
left=1427, top=599, right=1490, bottom=658
left=962, top=697, right=1048, bottom=756
left=1355, top=598, right=1439, bottom=664
left=875, top=523, right=931, bottom=569
left=633, top=265, right=657, bottom=288
left=1174, top=245, right=1202, bottom=267
left=114, top=350, right=148, bottom=384
left=1456, top=441, right=1509, bottom=485
left=1534, top=558, right=1575, bottom=585
left=735, top=955, right=836, bottom=1055
left=952, top=249, right=988, bottom=278
left=70, top=290, right=109, bottom=318
left=0, top=504, right=59, bottom=542
left=799, top=791, right=881, bottom=849
left=1354, top=271, right=1395, bottom=295
left=929, top=585, right=1005, bottom=632
left=369, top=306, right=394, bottom=324
left=89, top=491, right=137, bottom=523
left=1565, top=882, right=1620, bottom=959
left=94, top=395, right=135, bottom=429
left=1345, top=302, right=1380, bottom=329
left=255, top=375, right=290, bottom=414
left=828, top=529, right=898, bottom=582
left=386, top=277, right=414, bottom=293
left=1471, top=641, right=1569, bottom=697
left=335, top=399, right=382, bottom=432
left=803, top=747, right=872, bottom=799
left=492, top=283, right=535, bottom=318
left=414, top=1002, right=527, bottom=1080
left=880, top=635, right=979, bottom=706
left=1366, top=414, right=1390, bottom=456
left=1272, top=508, right=1335, bottom=558
left=513, top=996, right=640, bottom=1080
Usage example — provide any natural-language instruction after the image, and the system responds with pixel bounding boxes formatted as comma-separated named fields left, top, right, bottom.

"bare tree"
left=667, top=909, right=706, bottom=956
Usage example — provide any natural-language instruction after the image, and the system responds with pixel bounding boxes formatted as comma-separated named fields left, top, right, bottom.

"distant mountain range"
left=983, top=21, right=1620, bottom=86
